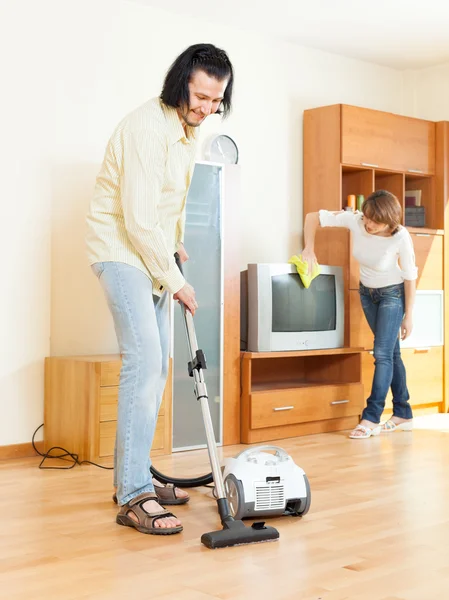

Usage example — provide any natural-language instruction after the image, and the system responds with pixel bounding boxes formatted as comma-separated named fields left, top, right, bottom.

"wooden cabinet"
left=303, top=104, right=448, bottom=415
left=349, top=235, right=360, bottom=290
left=241, top=348, right=364, bottom=443
left=411, top=232, right=443, bottom=290
left=44, top=355, right=172, bottom=463
left=361, top=347, right=443, bottom=412
left=304, top=104, right=442, bottom=230
left=341, top=105, right=436, bottom=174
left=349, top=290, right=373, bottom=350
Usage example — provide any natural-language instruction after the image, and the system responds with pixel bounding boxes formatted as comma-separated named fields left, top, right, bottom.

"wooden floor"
left=1, top=424, right=449, bottom=600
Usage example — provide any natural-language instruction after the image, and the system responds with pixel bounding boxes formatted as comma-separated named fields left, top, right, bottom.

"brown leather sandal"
left=113, top=480, right=190, bottom=506
left=153, top=481, right=190, bottom=505
left=116, top=492, right=183, bottom=535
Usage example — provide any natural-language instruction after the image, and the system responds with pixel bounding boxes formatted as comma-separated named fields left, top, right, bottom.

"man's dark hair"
left=160, top=43, right=234, bottom=117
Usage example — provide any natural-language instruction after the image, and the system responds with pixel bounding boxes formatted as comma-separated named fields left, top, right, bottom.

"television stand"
left=241, top=347, right=365, bottom=443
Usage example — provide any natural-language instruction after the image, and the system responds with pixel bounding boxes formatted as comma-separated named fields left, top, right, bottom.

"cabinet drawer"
left=100, top=361, right=121, bottom=387
left=361, top=347, right=442, bottom=408
left=411, top=233, right=443, bottom=290
left=99, top=387, right=165, bottom=422
left=349, top=290, right=373, bottom=350
left=99, top=387, right=118, bottom=422
left=99, top=416, right=165, bottom=457
left=341, top=105, right=435, bottom=174
left=250, top=384, right=364, bottom=429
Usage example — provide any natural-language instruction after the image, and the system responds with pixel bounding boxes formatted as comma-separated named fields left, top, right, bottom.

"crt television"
left=241, top=263, right=344, bottom=352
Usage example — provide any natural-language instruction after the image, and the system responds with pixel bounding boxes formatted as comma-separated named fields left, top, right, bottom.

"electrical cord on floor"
left=32, top=424, right=113, bottom=470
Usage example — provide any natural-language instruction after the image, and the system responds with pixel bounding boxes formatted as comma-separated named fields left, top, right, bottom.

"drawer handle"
left=369, top=351, right=374, bottom=355
left=414, top=347, right=430, bottom=352
left=273, top=406, right=294, bottom=412
left=330, top=400, right=349, bottom=405
left=415, top=233, right=430, bottom=237
left=361, top=162, right=378, bottom=168
left=408, top=168, right=424, bottom=173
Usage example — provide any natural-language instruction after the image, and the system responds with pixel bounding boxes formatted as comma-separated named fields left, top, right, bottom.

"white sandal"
left=381, top=419, right=413, bottom=433
left=349, top=424, right=382, bottom=439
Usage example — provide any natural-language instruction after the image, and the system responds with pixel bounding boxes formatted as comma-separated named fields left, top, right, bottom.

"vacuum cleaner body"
left=222, top=446, right=311, bottom=520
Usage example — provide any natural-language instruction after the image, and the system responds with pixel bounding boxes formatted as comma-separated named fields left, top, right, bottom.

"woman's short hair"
left=160, top=43, right=234, bottom=117
left=362, top=190, right=402, bottom=234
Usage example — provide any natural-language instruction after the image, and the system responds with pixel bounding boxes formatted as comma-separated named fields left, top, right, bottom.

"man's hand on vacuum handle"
left=174, top=282, right=197, bottom=316
left=173, top=253, right=197, bottom=315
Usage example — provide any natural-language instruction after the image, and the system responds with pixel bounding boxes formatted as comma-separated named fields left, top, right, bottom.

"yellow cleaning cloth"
left=288, top=255, right=321, bottom=289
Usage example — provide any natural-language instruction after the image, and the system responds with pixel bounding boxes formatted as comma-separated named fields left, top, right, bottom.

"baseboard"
left=0, top=441, right=44, bottom=461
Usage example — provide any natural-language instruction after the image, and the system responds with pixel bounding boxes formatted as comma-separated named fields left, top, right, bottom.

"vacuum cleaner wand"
left=174, top=253, right=280, bottom=549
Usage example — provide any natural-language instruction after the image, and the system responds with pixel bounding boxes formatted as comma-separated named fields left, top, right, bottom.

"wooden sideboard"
left=44, top=355, right=172, bottom=463
left=240, top=347, right=365, bottom=443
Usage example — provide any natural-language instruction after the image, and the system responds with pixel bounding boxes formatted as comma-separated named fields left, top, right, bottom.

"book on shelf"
left=405, top=190, right=422, bottom=207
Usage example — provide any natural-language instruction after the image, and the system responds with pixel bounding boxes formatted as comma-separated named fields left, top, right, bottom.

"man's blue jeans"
left=92, top=262, right=170, bottom=505
left=359, top=282, right=413, bottom=424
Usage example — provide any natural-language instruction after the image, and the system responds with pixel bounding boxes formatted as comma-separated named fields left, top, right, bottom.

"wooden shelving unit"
left=303, top=103, right=448, bottom=417
left=305, top=104, right=440, bottom=230
left=241, top=348, right=365, bottom=443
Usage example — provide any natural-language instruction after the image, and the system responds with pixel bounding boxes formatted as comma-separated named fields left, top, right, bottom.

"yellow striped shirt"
left=86, top=97, right=198, bottom=295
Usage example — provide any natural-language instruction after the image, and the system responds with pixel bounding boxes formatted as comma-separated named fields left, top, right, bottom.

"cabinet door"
left=349, top=290, right=373, bottom=350
left=173, top=163, right=223, bottom=450
left=361, top=347, right=443, bottom=409
left=411, top=233, right=443, bottom=290
left=403, top=347, right=443, bottom=406
left=341, top=105, right=435, bottom=174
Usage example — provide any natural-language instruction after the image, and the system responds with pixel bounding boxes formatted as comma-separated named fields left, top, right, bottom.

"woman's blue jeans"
left=359, top=283, right=413, bottom=424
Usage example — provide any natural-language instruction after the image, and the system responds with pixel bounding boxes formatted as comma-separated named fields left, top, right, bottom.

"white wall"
left=405, top=63, right=449, bottom=121
left=1, top=1, right=55, bottom=447
left=1, top=0, right=411, bottom=445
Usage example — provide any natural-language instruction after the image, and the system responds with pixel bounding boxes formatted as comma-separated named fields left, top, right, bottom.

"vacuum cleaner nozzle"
left=201, top=518, right=279, bottom=549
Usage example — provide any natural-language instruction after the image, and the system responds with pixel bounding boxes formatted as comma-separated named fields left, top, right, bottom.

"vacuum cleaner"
left=163, top=254, right=279, bottom=549
left=221, top=446, right=311, bottom=520
left=149, top=254, right=308, bottom=548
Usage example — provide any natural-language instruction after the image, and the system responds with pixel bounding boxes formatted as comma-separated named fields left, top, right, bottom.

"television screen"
left=271, top=273, right=336, bottom=332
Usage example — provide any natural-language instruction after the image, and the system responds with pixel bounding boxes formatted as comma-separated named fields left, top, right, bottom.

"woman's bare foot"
left=359, top=419, right=380, bottom=428
left=349, top=419, right=382, bottom=438
left=389, top=416, right=412, bottom=425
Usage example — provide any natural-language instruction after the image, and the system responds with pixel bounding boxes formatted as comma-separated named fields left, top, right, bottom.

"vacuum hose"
left=150, top=466, right=213, bottom=489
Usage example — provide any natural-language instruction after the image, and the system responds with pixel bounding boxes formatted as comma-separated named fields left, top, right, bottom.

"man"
left=86, top=43, right=234, bottom=535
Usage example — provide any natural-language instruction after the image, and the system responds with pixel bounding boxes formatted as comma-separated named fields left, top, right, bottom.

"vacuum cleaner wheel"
left=292, top=475, right=311, bottom=516
left=224, top=474, right=245, bottom=520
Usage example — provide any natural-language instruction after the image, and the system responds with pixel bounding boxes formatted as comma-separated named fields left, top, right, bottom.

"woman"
left=302, top=190, right=417, bottom=439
